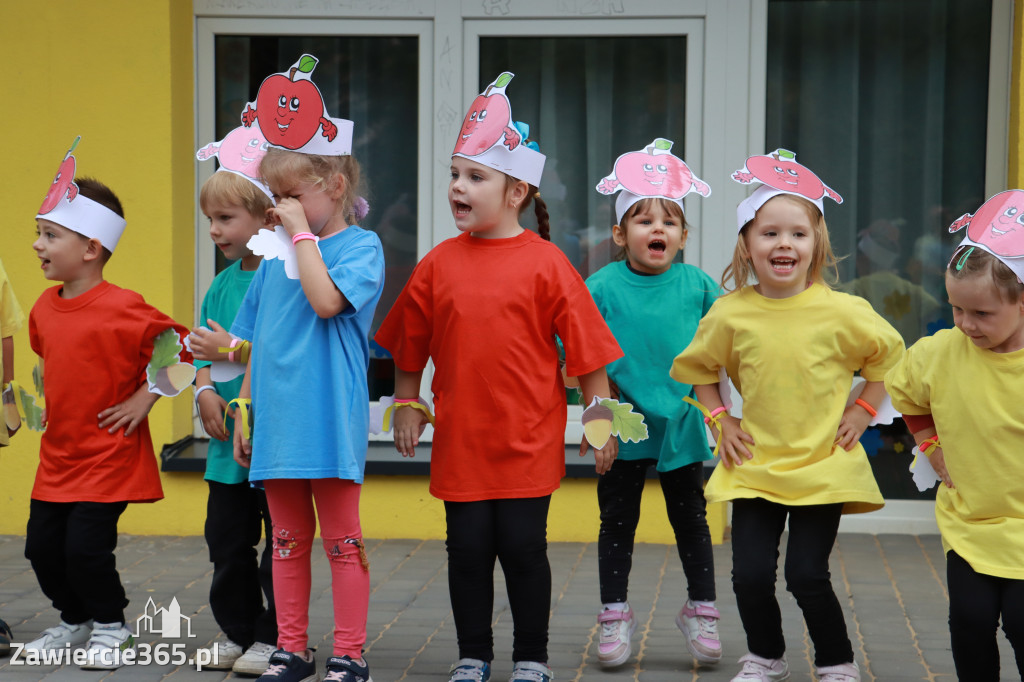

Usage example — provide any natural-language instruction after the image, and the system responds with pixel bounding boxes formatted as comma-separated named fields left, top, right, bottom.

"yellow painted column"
left=1011, top=0, right=1024, bottom=187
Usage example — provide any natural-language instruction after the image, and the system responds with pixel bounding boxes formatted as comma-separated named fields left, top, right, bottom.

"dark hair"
left=614, top=198, right=688, bottom=261
left=75, top=177, right=121, bottom=261
left=504, top=175, right=550, bottom=241
left=947, top=245, right=1024, bottom=304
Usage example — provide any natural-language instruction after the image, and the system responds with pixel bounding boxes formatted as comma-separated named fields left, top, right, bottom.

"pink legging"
left=263, top=478, right=369, bottom=657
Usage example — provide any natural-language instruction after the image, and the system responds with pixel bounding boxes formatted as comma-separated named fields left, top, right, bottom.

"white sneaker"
left=23, top=620, right=93, bottom=652
left=596, top=604, right=637, bottom=668
left=233, top=641, right=277, bottom=676
left=80, top=621, right=134, bottom=670
left=508, top=661, right=553, bottom=682
left=676, top=600, right=723, bottom=664
left=197, top=639, right=244, bottom=670
left=816, top=661, right=860, bottom=681
left=731, top=653, right=790, bottom=681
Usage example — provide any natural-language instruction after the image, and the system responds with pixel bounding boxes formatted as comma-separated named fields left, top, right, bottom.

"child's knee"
left=323, top=536, right=369, bottom=570
left=271, top=525, right=310, bottom=561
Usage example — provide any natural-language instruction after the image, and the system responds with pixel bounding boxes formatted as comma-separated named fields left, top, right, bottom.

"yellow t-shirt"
left=0, top=258, right=25, bottom=447
left=885, top=329, right=1024, bottom=579
left=671, top=284, right=904, bottom=513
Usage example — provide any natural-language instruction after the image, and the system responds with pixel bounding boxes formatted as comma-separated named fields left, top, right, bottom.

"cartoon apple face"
left=454, top=92, right=511, bottom=156
left=255, top=70, right=325, bottom=150
left=964, top=190, right=1024, bottom=256
left=614, top=150, right=695, bottom=199
left=38, top=154, right=77, bottom=215
left=218, top=127, right=268, bottom=178
left=745, top=154, right=827, bottom=200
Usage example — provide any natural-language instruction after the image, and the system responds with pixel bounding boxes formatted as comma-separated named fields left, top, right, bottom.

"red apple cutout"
left=454, top=72, right=520, bottom=156
left=949, top=190, right=1024, bottom=257
left=242, top=54, right=337, bottom=150
left=597, top=138, right=710, bottom=199
left=733, top=149, right=842, bottom=204
left=39, top=137, right=81, bottom=215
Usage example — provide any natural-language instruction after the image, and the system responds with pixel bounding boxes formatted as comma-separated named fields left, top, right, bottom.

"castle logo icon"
left=134, top=597, right=195, bottom=639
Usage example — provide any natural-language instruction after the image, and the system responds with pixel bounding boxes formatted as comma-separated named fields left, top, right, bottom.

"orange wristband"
left=854, top=398, right=877, bottom=418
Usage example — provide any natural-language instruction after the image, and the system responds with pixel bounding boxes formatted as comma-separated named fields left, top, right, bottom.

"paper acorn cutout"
left=241, top=54, right=353, bottom=156
left=582, top=396, right=649, bottom=449
left=733, top=149, right=842, bottom=204
left=147, top=329, right=196, bottom=398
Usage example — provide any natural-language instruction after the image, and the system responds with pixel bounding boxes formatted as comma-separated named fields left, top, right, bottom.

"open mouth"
left=991, top=224, right=1007, bottom=236
left=454, top=201, right=471, bottom=216
left=770, top=257, right=796, bottom=272
left=276, top=119, right=291, bottom=133
left=648, top=239, right=666, bottom=254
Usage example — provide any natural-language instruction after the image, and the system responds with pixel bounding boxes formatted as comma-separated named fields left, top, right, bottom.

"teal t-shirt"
left=195, top=261, right=256, bottom=484
left=585, top=261, right=719, bottom=470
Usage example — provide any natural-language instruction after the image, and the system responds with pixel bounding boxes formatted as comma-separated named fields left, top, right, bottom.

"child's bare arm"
left=189, top=320, right=234, bottom=362
left=272, top=199, right=350, bottom=318
left=98, top=384, right=161, bottom=436
left=694, top=383, right=754, bottom=467
left=836, top=380, right=886, bottom=451
left=195, top=366, right=230, bottom=441
left=578, top=367, right=618, bottom=475
left=2, top=336, right=12, bottom=386
left=909, top=424, right=952, bottom=488
left=233, top=354, right=254, bottom=467
left=393, top=368, right=428, bottom=457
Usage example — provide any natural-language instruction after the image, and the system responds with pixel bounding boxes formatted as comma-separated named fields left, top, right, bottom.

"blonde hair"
left=721, top=193, right=840, bottom=293
left=947, top=246, right=1024, bottom=304
left=260, top=148, right=367, bottom=225
left=199, top=171, right=273, bottom=218
left=615, top=198, right=688, bottom=262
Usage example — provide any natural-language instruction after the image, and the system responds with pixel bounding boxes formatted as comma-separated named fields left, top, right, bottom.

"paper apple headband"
left=948, top=189, right=1024, bottom=282
left=733, top=149, right=843, bottom=231
left=36, top=136, right=127, bottom=252
left=241, top=54, right=354, bottom=156
left=596, top=138, right=711, bottom=224
left=452, top=72, right=546, bottom=187
left=197, top=126, right=274, bottom=200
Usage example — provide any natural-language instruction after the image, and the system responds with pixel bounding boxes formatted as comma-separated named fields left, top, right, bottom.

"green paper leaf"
left=298, top=54, right=318, bottom=73
left=69, top=136, right=81, bottom=153
left=32, top=363, right=44, bottom=398
left=18, top=387, right=45, bottom=432
left=494, top=72, right=513, bottom=88
left=600, top=398, right=649, bottom=444
left=655, top=138, right=672, bottom=151
left=777, top=148, right=796, bottom=160
left=148, top=328, right=183, bottom=385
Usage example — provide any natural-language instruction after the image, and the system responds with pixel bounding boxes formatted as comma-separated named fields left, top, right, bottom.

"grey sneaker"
left=234, top=641, right=277, bottom=676
left=80, top=621, right=135, bottom=670
left=23, top=620, right=93, bottom=653
left=509, top=661, right=553, bottom=682
left=449, top=658, right=491, bottom=681
left=197, top=639, right=244, bottom=670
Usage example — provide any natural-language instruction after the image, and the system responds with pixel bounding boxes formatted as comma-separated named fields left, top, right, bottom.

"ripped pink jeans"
left=263, top=478, right=369, bottom=657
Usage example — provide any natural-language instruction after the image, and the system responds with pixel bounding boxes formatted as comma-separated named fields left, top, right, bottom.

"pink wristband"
left=292, top=232, right=316, bottom=245
left=393, top=398, right=419, bottom=404
left=227, top=338, right=240, bottom=363
left=703, top=406, right=727, bottom=425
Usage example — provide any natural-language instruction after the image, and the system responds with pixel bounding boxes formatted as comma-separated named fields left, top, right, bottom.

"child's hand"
left=268, top=198, right=312, bottom=238
left=197, top=389, right=230, bottom=441
left=928, top=447, right=954, bottom=488
left=98, top=387, right=160, bottom=436
left=716, top=415, right=755, bottom=467
left=835, top=403, right=872, bottom=451
left=393, top=405, right=428, bottom=457
left=233, top=415, right=251, bottom=468
left=189, top=321, right=233, bottom=362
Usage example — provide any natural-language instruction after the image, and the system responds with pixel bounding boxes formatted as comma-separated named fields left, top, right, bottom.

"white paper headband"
left=948, top=189, right=1024, bottom=283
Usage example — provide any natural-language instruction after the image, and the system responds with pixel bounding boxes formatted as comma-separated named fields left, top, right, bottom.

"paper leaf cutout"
left=298, top=54, right=318, bottom=73
left=5, top=383, right=45, bottom=432
left=147, top=329, right=195, bottom=397
left=369, top=396, right=393, bottom=435
left=184, top=329, right=246, bottom=383
left=3, top=384, right=20, bottom=433
left=32, top=362, right=44, bottom=398
left=19, top=386, right=45, bottom=432
left=582, top=396, right=649, bottom=449
left=909, top=446, right=941, bottom=492
left=846, top=376, right=898, bottom=426
left=247, top=226, right=318, bottom=280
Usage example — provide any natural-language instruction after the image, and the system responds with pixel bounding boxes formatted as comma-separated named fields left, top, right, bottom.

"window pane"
left=480, top=36, right=687, bottom=279
left=213, top=35, right=419, bottom=399
left=766, top=0, right=991, bottom=499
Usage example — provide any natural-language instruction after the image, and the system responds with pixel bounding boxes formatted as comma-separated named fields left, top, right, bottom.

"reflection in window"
left=766, top=0, right=991, bottom=499
left=480, top=37, right=686, bottom=280
left=212, top=35, right=419, bottom=399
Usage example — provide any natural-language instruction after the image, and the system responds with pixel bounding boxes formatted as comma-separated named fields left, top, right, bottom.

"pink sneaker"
left=676, top=600, right=722, bottom=664
left=730, top=653, right=790, bottom=681
left=596, top=604, right=636, bottom=668
left=816, top=661, right=859, bottom=681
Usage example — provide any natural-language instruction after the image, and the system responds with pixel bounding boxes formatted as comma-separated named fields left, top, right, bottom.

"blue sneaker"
left=324, top=655, right=373, bottom=681
left=257, top=649, right=317, bottom=682
left=509, top=661, right=552, bottom=682
left=449, top=658, right=491, bottom=681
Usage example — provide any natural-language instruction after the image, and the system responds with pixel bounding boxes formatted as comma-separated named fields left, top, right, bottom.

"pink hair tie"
left=292, top=232, right=316, bottom=245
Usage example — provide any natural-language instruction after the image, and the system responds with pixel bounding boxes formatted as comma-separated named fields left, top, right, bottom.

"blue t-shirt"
left=231, top=226, right=385, bottom=483
left=195, top=261, right=256, bottom=484
left=585, top=261, right=718, bottom=470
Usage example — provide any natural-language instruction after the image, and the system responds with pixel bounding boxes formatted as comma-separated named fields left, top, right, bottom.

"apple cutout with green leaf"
left=949, top=189, right=1024, bottom=257
left=733, top=149, right=842, bottom=204
left=597, top=138, right=709, bottom=199
left=39, top=137, right=81, bottom=215
left=454, top=72, right=521, bottom=156
left=242, top=54, right=337, bottom=150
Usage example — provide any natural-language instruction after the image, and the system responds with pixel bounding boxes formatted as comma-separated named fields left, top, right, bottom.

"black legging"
left=947, top=549, right=1024, bottom=680
left=598, top=459, right=715, bottom=604
left=731, top=497, right=853, bottom=667
left=445, top=496, right=552, bottom=663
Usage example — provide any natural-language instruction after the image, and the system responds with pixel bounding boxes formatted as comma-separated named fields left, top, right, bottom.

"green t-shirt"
left=585, top=261, right=719, bottom=470
left=195, top=261, right=256, bottom=484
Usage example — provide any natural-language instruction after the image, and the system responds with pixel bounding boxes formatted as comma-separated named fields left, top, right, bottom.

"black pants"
left=25, top=499, right=129, bottom=625
left=947, top=549, right=1024, bottom=680
left=731, top=498, right=853, bottom=667
left=445, top=496, right=551, bottom=663
left=598, top=459, right=715, bottom=604
left=205, top=480, right=277, bottom=648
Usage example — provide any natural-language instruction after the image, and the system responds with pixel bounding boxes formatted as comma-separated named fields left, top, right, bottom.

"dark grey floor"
left=0, top=533, right=1017, bottom=681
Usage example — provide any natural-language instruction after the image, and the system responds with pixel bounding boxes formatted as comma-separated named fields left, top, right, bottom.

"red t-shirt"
left=376, top=231, right=622, bottom=501
left=29, top=282, right=190, bottom=503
